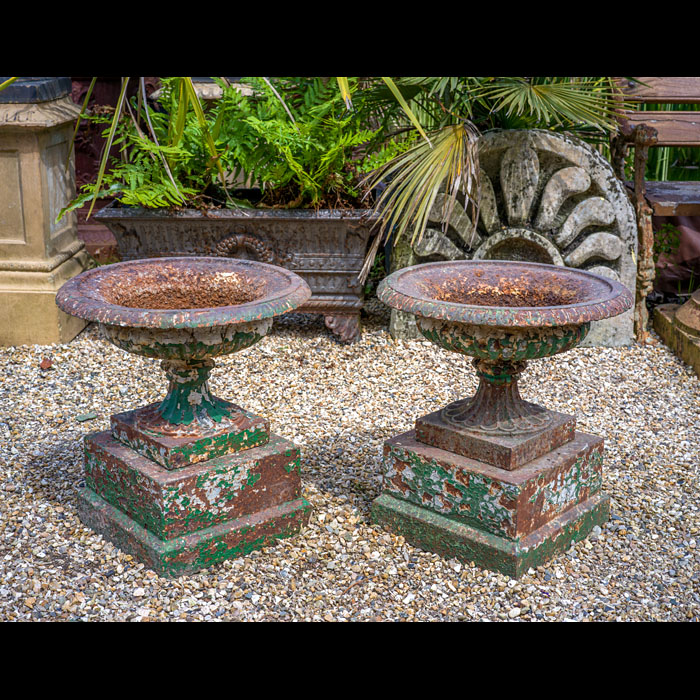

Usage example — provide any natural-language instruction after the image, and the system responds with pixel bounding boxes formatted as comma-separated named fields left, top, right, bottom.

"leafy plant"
left=356, top=76, right=624, bottom=280
left=653, top=222, right=682, bottom=263
left=61, top=76, right=405, bottom=217
left=212, top=76, right=385, bottom=208
left=59, top=77, right=229, bottom=219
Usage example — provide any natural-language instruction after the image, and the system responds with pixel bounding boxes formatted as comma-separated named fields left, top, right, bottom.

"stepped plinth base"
left=653, top=303, right=700, bottom=377
left=372, top=491, right=609, bottom=579
left=371, top=427, right=608, bottom=578
left=78, top=486, right=310, bottom=578
left=111, top=402, right=270, bottom=470
left=79, top=428, right=310, bottom=577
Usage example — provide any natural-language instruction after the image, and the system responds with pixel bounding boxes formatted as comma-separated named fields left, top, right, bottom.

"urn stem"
left=442, top=358, right=552, bottom=435
left=158, top=358, right=232, bottom=427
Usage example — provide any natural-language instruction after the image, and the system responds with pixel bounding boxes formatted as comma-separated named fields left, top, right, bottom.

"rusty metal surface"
left=84, top=429, right=303, bottom=541
left=79, top=429, right=310, bottom=577
left=111, top=401, right=271, bottom=470
left=56, top=257, right=311, bottom=434
left=415, top=404, right=576, bottom=470
left=56, top=256, right=311, bottom=329
left=93, top=201, right=377, bottom=343
left=378, top=260, right=633, bottom=328
left=381, top=429, right=605, bottom=542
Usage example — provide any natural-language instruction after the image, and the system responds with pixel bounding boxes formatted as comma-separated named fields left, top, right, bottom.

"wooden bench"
left=609, top=76, right=700, bottom=342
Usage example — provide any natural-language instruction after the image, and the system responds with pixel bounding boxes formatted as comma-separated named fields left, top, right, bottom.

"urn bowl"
left=378, top=260, right=633, bottom=436
left=56, top=257, right=311, bottom=432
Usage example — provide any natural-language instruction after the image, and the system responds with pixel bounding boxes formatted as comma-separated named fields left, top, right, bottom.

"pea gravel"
left=1, top=297, right=698, bottom=622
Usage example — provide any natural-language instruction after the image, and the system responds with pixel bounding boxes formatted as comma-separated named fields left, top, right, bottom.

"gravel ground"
left=1, top=297, right=699, bottom=622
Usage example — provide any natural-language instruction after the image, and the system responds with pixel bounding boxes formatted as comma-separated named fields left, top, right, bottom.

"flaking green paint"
left=372, top=491, right=609, bottom=578
left=284, top=456, right=301, bottom=473
left=85, top=431, right=301, bottom=540
left=77, top=484, right=311, bottom=578
left=384, top=443, right=520, bottom=538
left=113, top=415, right=270, bottom=470
left=528, top=446, right=603, bottom=515
left=418, top=322, right=590, bottom=363
left=247, top=472, right=262, bottom=486
left=84, top=443, right=166, bottom=535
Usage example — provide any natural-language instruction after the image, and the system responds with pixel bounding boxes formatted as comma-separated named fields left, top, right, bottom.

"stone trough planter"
left=94, top=201, right=377, bottom=343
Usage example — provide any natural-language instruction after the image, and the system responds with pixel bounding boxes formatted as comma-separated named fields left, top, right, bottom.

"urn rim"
left=56, top=256, right=311, bottom=329
left=377, top=260, right=633, bottom=328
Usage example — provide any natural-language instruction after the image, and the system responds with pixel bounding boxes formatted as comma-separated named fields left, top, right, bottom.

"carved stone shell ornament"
left=394, top=129, right=638, bottom=346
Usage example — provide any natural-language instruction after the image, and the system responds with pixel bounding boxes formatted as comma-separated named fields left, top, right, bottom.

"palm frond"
left=86, top=77, right=130, bottom=219
left=468, top=77, right=622, bottom=132
left=359, top=121, right=480, bottom=282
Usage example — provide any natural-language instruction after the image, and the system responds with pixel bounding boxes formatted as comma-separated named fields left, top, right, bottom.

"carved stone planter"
left=94, top=201, right=376, bottom=343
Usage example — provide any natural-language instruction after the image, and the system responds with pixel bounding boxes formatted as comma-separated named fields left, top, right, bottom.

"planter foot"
left=324, top=313, right=361, bottom=343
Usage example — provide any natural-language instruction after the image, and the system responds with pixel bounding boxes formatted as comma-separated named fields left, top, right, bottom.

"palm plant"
left=64, top=77, right=229, bottom=219
left=354, top=77, right=626, bottom=281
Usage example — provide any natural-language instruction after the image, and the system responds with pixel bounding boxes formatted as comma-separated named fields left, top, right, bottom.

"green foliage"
left=63, top=76, right=404, bottom=215
left=654, top=223, right=682, bottom=263
left=641, top=103, right=700, bottom=182
left=389, top=77, right=621, bottom=138
left=353, top=76, right=624, bottom=281
left=212, top=76, right=396, bottom=208
left=363, top=250, right=386, bottom=297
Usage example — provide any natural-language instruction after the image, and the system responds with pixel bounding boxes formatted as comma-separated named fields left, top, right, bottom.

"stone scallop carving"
left=394, top=129, right=638, bottom=346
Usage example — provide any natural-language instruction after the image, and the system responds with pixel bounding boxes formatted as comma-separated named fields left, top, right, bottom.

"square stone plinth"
left=79, top=430, right=310, bottom=577
left=371, top=430, right=608, bottom=577
left=653, top=304, right=700, bottom=377
left=415, top=406, right=576, bottom=470
left=111, top=402, right=270, bottom=470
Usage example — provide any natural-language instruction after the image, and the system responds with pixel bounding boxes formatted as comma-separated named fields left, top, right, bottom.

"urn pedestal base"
left=371, top=425, right=609, bottom=578
left=416, top=406, right=576, bottom=471
left=111, top=402, right=271, bottom=470
left=78, top=427, right=310, bottom=578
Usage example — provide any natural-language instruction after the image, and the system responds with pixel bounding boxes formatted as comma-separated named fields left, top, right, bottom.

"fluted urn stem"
left=441, top=358, right=552, bottom=435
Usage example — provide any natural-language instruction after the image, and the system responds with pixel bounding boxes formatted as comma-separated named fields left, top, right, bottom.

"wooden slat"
left=619, top=111, right=700, bottom=147
left=644, top=181, right=700, bottom=215
left=618, top=77, right=700, bottom=103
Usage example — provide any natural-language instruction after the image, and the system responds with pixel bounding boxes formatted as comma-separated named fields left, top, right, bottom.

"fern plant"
left=212, top=76, right=397, bottom=208
left=61, top=76, right=404, bottom=216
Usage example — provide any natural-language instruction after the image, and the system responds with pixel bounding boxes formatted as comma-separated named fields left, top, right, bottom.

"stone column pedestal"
left=0, top=77, right=89, bottom=346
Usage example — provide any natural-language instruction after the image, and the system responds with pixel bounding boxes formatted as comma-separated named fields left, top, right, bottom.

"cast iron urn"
left=372, top=260, right=633, bottom=577
left=56, top=257, right=312, bottom=577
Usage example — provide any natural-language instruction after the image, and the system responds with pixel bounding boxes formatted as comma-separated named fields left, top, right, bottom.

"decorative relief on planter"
left=95, top=205, right=376, bottom=343
left=390, top=129, right=638, bottom=346
left=214, top=231, right=279, bottom=264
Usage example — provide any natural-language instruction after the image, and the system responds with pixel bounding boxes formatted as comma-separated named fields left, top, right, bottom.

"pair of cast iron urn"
left=56, top=256, right=633, bottom=578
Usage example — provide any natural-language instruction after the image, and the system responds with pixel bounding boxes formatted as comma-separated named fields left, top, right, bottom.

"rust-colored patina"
left=56, top=257, right=311, bottom=432
left=378, top=259, right=633, bottom=328
left=378, top=260, right=632, bottom=438
left=55, top=257, right=312, bottom=577
left=56, top=256, right=311, bottom=330
left=372, top=260, right=633, bottom=577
